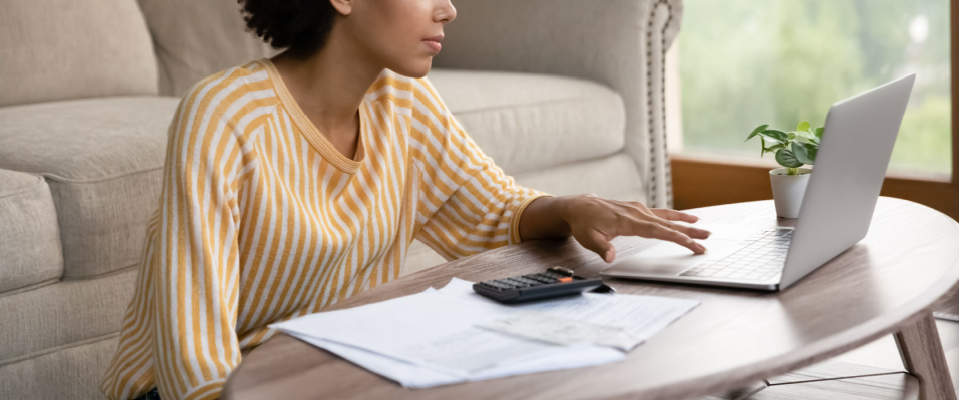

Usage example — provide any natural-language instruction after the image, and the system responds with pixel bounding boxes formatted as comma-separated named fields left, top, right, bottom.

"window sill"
left=669, top=152, right=958, bottom=221
left=671, top=152, right=953, bottom=183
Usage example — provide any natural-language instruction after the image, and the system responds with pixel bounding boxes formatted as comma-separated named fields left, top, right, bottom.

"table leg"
left=894, top=313, right=957, bottom=400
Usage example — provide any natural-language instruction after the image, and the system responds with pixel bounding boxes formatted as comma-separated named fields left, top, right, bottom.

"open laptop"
left=601, top=73, right=916, bottom=291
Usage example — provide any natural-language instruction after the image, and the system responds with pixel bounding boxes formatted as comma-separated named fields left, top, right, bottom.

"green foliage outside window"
left=678, top=0, right=951, bottom=175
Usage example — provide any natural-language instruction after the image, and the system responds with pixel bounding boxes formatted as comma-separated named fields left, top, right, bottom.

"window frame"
left=669, top=2, right=959, bottom=221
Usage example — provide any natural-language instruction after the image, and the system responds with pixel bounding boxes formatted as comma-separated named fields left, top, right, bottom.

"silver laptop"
left=601, top=73, right=916, bottom=291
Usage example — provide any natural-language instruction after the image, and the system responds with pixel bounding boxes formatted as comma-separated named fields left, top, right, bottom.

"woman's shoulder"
left=186, top=59, right=274, bottom=100
left=174, top=58, right=278, bottom=130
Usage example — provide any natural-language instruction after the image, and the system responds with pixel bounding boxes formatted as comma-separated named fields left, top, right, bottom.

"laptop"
left=601, top=73, right=916, bottom=291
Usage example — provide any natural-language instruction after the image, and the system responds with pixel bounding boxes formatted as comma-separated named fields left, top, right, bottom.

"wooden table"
left=223, top=198, right=958, bottom=400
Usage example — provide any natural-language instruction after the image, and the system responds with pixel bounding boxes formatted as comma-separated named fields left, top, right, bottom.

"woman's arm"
left=404, top=74, right=707, bottom=264
left=150, top=82, right=248, bottom=400
left=519, top=194, right=711, bottom=263
left=403, top=75, right=550, bottom=259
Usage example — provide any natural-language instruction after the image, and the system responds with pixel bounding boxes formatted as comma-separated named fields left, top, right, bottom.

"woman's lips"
left=422, top=39, right=442, bottom=53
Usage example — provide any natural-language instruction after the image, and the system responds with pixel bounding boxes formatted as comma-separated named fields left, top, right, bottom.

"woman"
left=100, top=0, right=710, bottom=399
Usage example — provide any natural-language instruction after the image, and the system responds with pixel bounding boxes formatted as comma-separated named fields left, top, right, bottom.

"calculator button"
left=502, top=278, right=530, bottom=287
left=525, top=274, right=555, bottom=284
left=514, top=277, right=540, bottom=286
left=479, top=282, right=503, bottom=290
left=530, top=277, right=555, bottom=284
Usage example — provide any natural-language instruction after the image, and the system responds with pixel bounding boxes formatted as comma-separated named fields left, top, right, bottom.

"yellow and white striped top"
left=99, top=57, right=548, bottom=400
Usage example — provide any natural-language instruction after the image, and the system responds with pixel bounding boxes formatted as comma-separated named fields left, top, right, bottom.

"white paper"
left=478, top=311, right=642, bottom=351
left=271, top=277, right=700, bottom=388
left=284, top=331, right=464, bottom=388
left=438, top=278, right=700, bottom=341
left=285, top=332, right=625, bottom=388
left=271, top=289, right=563, bottom=376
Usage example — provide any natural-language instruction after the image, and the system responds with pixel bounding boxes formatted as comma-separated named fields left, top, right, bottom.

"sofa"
left=0, top=0, right=682, bottom=398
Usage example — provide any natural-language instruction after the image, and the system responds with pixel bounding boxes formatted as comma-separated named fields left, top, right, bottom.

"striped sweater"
left=99, top=57, right=548, bottom=400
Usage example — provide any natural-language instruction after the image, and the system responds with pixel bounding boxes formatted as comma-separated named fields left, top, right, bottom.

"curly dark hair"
left=238, top=0, right=338, bottom=60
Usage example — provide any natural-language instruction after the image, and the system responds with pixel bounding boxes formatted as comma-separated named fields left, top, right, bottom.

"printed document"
left=270, top=278, right=699, bottom=388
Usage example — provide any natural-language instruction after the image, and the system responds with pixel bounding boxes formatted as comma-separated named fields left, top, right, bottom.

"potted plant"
left=745, top=121, right=822, bottom=218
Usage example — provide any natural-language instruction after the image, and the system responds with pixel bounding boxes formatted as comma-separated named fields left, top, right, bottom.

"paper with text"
left=477, top=311, right=642, bottom=351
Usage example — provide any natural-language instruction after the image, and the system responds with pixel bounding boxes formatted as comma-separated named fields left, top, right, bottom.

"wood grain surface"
left=223, top=197, right=959, bottom=400
left=765, top=361, right=904, bottom=386
left=934, top=288, right=959, bottom=321
left=751, top=373, right=919, bottom=400
left=895, top=315, right=957, bottom=400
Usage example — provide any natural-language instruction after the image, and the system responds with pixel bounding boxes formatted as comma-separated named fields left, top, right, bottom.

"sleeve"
left=151, top=83, right=247, bottom=400
left=408, top=76, right=551, bottom=260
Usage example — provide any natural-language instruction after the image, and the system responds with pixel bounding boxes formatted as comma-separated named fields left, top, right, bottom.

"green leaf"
left=763, top=143, right=785, bottom=157
left=791, top=142, right=816, bottom=165
left=815, top=127, right=824, bottom=138
left=797, top=121, right=810, bottom=133
left=775, top=149, right=804, bottom=168
left=787, top=131, right=798, bottom=141
left=758, top=129, right=788, bottom=143
left=795, top=130, right=816, bottom=144
left=802, top=142, right=818, bottom=162
left=745, top=124, right=769, bottom=141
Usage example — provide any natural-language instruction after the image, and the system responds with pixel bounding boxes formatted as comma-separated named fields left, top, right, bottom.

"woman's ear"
left=329, top=0, right=353, bottom=15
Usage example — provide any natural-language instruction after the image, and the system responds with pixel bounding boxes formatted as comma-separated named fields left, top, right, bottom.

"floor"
left=827, top=318, right=959, bottom=397
left=703, top=317, right=959, bottom=399
left=697, top=287, right=960, bottom=399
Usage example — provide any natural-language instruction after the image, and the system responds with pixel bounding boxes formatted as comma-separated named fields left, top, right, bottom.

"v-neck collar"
left=261, top=57, right=366, bottom=174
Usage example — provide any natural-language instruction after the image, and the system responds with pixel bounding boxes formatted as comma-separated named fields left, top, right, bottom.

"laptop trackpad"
left=602, top=240, right=742, bottom=277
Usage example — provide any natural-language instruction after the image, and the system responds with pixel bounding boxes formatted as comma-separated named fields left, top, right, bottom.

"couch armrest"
left=433, top=0, right=682, bottom=207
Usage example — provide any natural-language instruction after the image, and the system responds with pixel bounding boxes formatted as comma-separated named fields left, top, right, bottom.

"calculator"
left=472, top=267, right=612, bottom=304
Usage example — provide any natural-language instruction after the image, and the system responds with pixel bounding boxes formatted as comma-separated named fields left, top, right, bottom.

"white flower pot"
left=769, top=168, right=812, bottom=218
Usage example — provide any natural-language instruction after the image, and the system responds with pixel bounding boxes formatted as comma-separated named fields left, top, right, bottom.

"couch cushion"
left=513, top=153, right=645, bottom=201
left=426, top=69, right=625, bottom=176
left=0, top=169, right=63, bottom=293
left=0, top=331, right=119, bottom=400
left=0, top=269, right=136, bottom=365
left=0, top=97, right=180, bottom=279
left=0, top=0, right=158, bottom=107
left=137, top=0, right=282, bottom=98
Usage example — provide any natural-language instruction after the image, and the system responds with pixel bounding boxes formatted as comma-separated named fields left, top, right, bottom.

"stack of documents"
left=270, top=278, right=699, bottom=388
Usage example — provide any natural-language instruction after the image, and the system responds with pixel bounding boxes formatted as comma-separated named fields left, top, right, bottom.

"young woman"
left=100, top=0, right=709, bottom=399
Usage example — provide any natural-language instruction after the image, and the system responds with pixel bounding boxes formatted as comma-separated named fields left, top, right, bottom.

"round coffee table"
left=223, top=197, right=958, bottom=400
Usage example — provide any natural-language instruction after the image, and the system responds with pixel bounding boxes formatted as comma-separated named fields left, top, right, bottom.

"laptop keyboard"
left=678, top=228, right=793, bottom=281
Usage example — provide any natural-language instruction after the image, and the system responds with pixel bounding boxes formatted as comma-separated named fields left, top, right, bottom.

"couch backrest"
left=0, top=0, right=158, bottom=107
left=136, top=0, right=282, bottom=98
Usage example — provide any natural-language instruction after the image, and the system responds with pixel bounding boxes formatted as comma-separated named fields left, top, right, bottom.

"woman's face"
left=337, top=0, right=457, bottom=78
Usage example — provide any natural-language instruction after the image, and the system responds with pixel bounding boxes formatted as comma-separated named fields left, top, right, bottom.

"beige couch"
left=0, top=0, right=682, bottom=398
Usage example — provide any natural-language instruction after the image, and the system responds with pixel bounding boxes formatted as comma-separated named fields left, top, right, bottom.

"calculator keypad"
left=479, top=272, right=566, bottom=291
left=473, top=268, right=606, bottom=304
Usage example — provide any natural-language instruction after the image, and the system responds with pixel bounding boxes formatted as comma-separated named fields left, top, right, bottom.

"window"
left=673, top=0, right=952, bottom=178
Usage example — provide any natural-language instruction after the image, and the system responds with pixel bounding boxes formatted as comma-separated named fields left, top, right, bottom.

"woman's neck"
left=269, top=26, right=383, bottom=159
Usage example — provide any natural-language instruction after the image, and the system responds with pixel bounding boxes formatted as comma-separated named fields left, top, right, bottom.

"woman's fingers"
left=653, top=218, right=712, bottom=240
left=576, top=229, right=617, bottom=263
left=624, top=219, right=707, bottom=254
left=644, top=209, right=710, bottom=239
left=650, top=208, right=700, bottom=223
